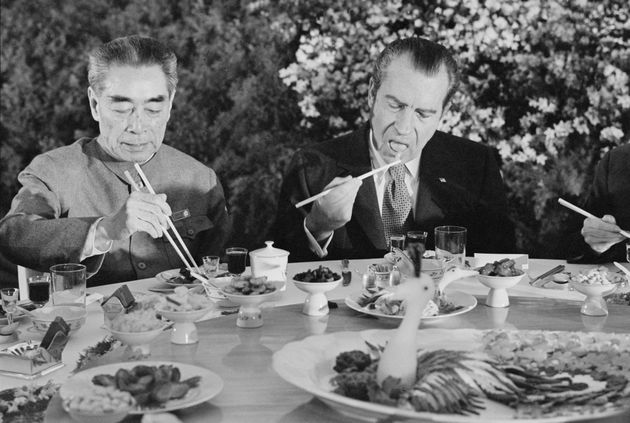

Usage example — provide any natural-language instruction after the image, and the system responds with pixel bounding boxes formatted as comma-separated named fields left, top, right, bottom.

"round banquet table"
left=1, top=257, right=629, bottom=422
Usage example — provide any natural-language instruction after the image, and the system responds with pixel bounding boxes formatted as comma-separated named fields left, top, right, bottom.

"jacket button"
left=137, top=262, right=147, bottom=270
left=187, top=229, right=194, bottom=236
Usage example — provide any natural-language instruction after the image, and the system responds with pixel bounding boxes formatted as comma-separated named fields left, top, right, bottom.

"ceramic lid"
left=250, top=241, right=289, bottom=258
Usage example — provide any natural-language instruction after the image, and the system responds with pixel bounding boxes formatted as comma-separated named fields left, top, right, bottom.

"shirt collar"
left=368, top=129, right=420, bottom=181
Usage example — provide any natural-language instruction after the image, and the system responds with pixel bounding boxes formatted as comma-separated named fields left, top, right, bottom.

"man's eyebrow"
left=384, top=95, right=437, bottom=114
left=107, top=95, right=167, bottom=103
left=108, top=95, right=132, bottom=103
left=146, top=95, right=167, bottom=103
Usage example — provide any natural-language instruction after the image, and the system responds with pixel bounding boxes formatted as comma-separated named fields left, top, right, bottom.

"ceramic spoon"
left=376, top=274, right=435, bottom=387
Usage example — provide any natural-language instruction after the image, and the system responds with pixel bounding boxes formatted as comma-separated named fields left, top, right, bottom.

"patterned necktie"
left=382, top=163, right=412, bottom=245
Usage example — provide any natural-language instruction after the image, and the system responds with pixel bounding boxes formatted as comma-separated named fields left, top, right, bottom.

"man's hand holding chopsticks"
left=582, top=214, right=627, bottom=253
left=305, top=176, right=362, bottom=241
left=97, top=191, right=173, bottom=243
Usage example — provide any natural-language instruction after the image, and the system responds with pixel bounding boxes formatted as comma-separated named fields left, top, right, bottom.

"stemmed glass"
left=1, top=288, right=20, bottom=325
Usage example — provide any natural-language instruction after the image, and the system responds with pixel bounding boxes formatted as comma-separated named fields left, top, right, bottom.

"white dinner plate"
left=60, top=360, right=223, bottom=414
left=156, top=270, right=203, bottom=287
left=272, top=329, right=630, bottom=422
left=345, top=290, right=477, bottom=322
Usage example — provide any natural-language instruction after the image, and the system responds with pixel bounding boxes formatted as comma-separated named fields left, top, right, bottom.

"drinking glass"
left=50, top=263, right=87, bottom=307
left=434, top=226, right=467, bottom=268
left=226, top=247, right=248, bottom=276
left=28, top=274, right=51, bottom=306
left=1, top=288, right=19, bottom=325
left=406, top=231, right=427, bottom=248
left=389, top=235, right=405, bottom=252
left=202, top=255, right=220, bottom=278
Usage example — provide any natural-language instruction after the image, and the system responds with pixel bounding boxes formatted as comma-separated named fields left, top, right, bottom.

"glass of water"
left=434, top=226, right=467, bottom=268
left=389, top=235, right=405, bottom=252
left=1, top=288, right=20, bottom=325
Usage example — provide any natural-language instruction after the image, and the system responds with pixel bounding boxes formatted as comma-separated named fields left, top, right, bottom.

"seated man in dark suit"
left=0, top=35, right=231, bottom=285
left=567, top=144, right=630, bottom=263
left=273, top=37, right=515, bottom=261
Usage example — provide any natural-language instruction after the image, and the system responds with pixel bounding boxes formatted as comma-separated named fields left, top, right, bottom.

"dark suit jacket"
left=272, top=125, right=515, bottom=261
left=567, top=144, right=630, bottom=263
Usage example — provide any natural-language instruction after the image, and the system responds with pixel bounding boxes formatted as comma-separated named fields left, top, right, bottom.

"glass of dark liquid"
left=28, top=274, right=51, bottom=306
left=226, top=247, right=248, bottom=276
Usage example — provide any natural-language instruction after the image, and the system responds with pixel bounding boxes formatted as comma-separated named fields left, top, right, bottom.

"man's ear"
left=87, top=87, right=100, bottom=121
left=367, top=78, right=376, bottom=109
left=167, top=88, right=176, bottom=119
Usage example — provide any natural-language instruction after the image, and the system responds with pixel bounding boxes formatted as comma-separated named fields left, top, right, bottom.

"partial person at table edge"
left=566, top=143, right=630, bottom=264
left=0, top=35, right=231, bottom=286
left=271, top=37, right=516, bottom=262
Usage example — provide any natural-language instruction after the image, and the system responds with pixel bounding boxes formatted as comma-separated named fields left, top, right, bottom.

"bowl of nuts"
left=293, top=266, right=343, bottom=316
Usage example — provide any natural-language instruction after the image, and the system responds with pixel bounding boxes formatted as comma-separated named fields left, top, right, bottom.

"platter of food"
left=344, top=290, right=476, bottom=322
left=273, top=328, right=630, bottom=422
left=156, top=269, right=203, bottom=287
left=60, top=361, right=223, bottom=414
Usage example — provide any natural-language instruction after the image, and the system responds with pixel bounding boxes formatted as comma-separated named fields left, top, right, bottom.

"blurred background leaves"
left=1, top=0, right=628, bottom=275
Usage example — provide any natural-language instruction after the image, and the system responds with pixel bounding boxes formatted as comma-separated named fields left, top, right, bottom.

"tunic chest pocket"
left=165, top=215, right=213, bottom=242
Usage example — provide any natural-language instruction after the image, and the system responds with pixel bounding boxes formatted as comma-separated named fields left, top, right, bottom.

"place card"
left=101, top=284, right=136, bottom=311
left=0, top=316, right=70, bottom=379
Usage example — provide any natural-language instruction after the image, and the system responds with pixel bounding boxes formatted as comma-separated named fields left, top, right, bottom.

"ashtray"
left=0, top=340, right=65, bottom=379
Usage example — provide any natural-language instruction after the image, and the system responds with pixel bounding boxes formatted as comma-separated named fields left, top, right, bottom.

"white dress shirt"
left=304, top=130, right=421, bottom=258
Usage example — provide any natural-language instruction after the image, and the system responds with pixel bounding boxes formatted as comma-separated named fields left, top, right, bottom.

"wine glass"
left=1, top=288, right=20, bottom=325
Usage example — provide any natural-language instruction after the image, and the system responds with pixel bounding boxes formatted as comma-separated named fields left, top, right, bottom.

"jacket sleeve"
left=271, top=149, right=331, bottom=262
left=566, top=151, right=626, bottom=263
left=0, top=155, right=101, bottom=273
left=193, top=168, right=232, bottom=259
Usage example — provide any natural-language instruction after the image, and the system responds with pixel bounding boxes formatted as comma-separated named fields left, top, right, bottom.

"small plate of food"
left=156, top=268, right=203, bottom=287
left=345, top=289, right=476, bottom=323
left=476, top=258, right=526, bottom=307
left=216, top=276, right=285, bottom=328
left=60, top=361, right=223, bottom=415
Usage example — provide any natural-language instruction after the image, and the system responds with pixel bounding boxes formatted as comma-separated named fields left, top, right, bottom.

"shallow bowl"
left=293, top=278, right=341, bottom=294
left=219, top=280, right=285, bottom=306
left=570, top=281, right=616, bottom=297
left=477, top=273, right=525, bottom=290
left=157, top=306, right=215, bottom=323
left=30, top=305, right=87, bottom=333
left=477, top=273, right=526, bottom=307
left=107, top=325, right=165, bottom=346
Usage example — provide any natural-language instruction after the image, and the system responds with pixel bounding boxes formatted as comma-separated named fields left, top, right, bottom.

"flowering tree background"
left=1, top=0, right=628, bottom=281
left=278, top=0, right=629, bottom=256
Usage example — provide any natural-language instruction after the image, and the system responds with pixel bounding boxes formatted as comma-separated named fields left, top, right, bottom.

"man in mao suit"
left=0, top=36, right=230, bottom=285
left=272, top=37, right=515, bottom=262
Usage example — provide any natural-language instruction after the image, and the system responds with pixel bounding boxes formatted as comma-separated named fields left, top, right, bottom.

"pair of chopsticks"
left=124, top=166, right=222, bottom=298
left=124, top=165, right=201, bottom=275
left=613, top=262, right=630, bottom=279
left=294, top=159, right=402, bottom=208
left=529, top=264, right=565, bottom=286
left=558, top=198, right=630, bottom=238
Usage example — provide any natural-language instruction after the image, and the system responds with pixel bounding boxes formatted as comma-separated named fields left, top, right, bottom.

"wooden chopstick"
left=294, top=159, right=402, bottom=209
left=123, top=170, right=197, bottom=273
left=613, top=261, right=630, bottom=279
left=558, top=198, right=630, bottom=238
left=133, top=164, right=202, bottom=274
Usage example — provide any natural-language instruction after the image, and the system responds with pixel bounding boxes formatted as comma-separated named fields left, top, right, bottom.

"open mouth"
left=388, top=140, right=409, bottom=153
